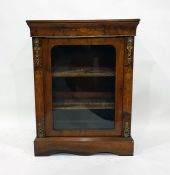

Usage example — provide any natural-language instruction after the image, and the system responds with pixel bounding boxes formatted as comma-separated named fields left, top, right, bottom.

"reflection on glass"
left=53, top=109, right=114, bottom=130
left=51, top=45, right=116, bottom=130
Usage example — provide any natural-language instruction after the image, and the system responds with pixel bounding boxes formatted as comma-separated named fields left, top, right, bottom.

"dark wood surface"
left=34, top=137, right=134, bottom=156
left=28, top=19, right=140, bottom=156
left=44, top=37, right=123, bottom=137
left=52, top=67, right=115, bottom=77
left=52, top=99, right=114, bottom=109
left=53, top=92, right=114, bottom=99
left=27, top=19, right=140, bottom=37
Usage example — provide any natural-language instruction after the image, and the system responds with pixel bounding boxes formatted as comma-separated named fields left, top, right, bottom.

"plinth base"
left=34, top=136, right=134, bottom=156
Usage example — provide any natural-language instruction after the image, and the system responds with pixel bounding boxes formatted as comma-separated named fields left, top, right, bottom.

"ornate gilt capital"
left=127, top=37, right=133, bottom=66
left=33, top=38, right=40, bottom=67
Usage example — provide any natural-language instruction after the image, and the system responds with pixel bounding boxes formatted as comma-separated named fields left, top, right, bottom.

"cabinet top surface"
left=26, top=19, right=140, bottom=23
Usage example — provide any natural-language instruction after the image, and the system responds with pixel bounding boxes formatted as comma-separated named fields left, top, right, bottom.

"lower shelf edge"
left=34, top=136, right=134, bottom=156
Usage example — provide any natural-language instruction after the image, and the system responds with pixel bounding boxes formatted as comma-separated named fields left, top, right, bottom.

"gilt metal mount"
left=124, top=122, right=130, bottom=137
left=37, top=121, right=45, bottom=138
left=127, top=37, right=133, bottom=66
left=33, top=38, right=40, bottom=67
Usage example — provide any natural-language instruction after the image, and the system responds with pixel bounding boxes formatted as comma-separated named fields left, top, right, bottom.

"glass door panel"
left=51, top=45, right=116, bottom=130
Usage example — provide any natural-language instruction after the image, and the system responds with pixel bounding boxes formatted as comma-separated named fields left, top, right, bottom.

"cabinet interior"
left=51, top=45, right=116, bottom=130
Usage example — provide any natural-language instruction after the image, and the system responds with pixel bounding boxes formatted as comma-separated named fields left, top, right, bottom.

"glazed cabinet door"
left=43, top=37, right=125, bottom=137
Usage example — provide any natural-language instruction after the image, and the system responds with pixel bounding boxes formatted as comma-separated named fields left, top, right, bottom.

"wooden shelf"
left=52, top=67, right=115, bottom=77
left=53, top=99, right=114, bottom=109
left=53, top=92, right=114, bottom=99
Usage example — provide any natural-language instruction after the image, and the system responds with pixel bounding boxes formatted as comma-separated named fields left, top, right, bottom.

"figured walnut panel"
left=27, top=19, right=140, bottom=37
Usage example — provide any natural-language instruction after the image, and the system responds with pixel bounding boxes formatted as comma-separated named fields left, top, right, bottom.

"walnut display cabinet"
left=27, top=19, right=140, bottom=156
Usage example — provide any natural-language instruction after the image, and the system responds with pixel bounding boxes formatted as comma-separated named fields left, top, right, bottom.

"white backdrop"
left=0, top=0, right=170, bottom=174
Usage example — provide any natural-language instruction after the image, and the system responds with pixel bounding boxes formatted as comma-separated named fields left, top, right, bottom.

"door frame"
left=43, top=37, right=124, bottom=137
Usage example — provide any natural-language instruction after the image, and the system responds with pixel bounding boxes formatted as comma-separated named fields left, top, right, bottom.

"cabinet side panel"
left=32, top=38, right=45, bottom=138
left=114, top=39, right=124, bottom=136
left=122, top=37, right=134, bottom=137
